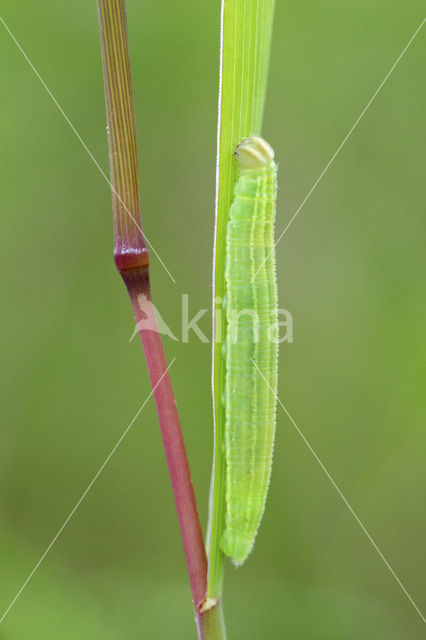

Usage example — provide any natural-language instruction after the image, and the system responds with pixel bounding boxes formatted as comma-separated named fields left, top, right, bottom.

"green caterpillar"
left=221, top=136, right=278, bottom=565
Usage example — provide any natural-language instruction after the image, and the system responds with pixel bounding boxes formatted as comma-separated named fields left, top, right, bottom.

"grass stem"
left=97, top=2, right=219, bottom=636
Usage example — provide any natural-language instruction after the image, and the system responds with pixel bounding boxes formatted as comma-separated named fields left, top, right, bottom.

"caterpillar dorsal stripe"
left=221, top=136, right=278, bottom=565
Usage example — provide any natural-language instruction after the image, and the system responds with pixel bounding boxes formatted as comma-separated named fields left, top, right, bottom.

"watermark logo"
left=129, top=294, right=178, bottom=342
left=129, top=294, right=293, bottom=344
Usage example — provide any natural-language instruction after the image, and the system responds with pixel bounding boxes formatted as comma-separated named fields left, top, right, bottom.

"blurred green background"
left=0, top=1, right=425, bottom=638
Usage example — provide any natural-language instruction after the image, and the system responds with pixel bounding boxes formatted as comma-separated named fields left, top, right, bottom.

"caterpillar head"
left=234, top=136, right=274, bottom=169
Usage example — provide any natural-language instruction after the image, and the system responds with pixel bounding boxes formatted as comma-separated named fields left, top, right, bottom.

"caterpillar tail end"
left=220, top=529, right=253, bottom=566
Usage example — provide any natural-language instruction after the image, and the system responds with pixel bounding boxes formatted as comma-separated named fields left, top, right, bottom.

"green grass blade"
left=208, top=0, right=275, bottom=598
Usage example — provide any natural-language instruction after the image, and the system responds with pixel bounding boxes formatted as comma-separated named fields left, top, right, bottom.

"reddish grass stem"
left=121, top=268, right=208, bottom=609
left=97, top=1, right=215, bottom=632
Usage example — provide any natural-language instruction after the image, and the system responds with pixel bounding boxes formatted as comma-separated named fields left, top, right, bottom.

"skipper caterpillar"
left=221, top=136, right=278, bottom=565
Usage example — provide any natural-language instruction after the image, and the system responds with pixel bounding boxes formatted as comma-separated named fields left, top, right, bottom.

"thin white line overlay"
left=251, top=358, right=425, bottom=624
left=0, top=359, right=175, bottom=625
left=0, top=16, right=176, bottom=285
left=252, top=17, right=426, bottom=282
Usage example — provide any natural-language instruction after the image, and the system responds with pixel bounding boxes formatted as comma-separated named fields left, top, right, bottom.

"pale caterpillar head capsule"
left=234, top=136, right=274, bottom=169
